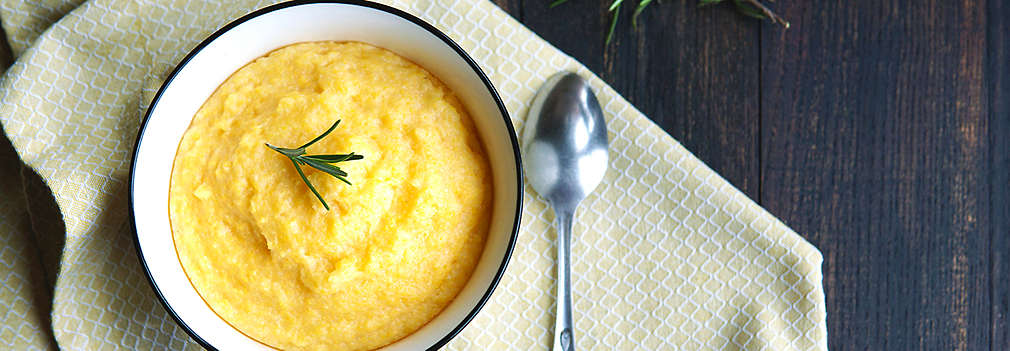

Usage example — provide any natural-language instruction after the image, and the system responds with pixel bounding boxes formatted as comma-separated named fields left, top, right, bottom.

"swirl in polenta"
left=168, top=42, right=492, bottom=351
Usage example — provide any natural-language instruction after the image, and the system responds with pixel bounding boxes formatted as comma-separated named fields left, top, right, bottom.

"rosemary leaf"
left=732, top=0, right=766, bottom=19
left=550, top=0, right=570, bottom=8
left=605, top=4, right=621, bottom=45
left=290, top=157, right=330, bottom=211
left=297, top=119, right=341, bottom=149
left=301, top=153, right=364, bottom=163
left=632, top=0, right=654, bottom=28
left=301, top=158, right=351, bottom=179
left=607, top=0, right=625, bottom=12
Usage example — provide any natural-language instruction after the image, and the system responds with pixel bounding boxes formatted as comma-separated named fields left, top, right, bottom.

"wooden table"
left=0, top=1, right=1006, bottom=349
left=486, top=0, right=1008, bottom=349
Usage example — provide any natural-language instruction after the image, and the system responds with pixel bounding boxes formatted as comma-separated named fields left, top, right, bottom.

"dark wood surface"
left=492, top=0, right=1009, bottom=350
left=0, top=1, right=1005, bottom=350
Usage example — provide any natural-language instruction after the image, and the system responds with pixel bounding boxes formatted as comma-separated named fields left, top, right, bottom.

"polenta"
left=169, top=41, right=492, bottom=351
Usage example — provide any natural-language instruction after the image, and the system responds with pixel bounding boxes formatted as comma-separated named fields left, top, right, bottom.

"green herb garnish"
left=265, top=119, right=363, bottom=210
left=552, top=0, right=789, bottom=45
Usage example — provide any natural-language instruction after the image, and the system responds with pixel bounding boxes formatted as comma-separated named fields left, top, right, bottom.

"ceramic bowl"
left=129, top=1, right=522, bottom=349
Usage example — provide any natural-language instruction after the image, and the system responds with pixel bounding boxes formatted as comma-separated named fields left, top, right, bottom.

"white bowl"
left=129, top=1, right=522, bottom=349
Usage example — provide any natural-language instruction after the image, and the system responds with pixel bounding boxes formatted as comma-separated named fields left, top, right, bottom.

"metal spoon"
left=521, top=72, right=609, bottom=351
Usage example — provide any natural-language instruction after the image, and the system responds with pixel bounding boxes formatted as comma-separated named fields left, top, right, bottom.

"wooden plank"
left=760, top=0, right=991, bottom=349
left=988, top=0, right=1009, bottom=348
left=521, top=1, right=762, bottom=198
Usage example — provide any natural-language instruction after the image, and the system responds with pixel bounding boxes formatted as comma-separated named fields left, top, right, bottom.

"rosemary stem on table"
left=551, top=0, right=789, bottom=45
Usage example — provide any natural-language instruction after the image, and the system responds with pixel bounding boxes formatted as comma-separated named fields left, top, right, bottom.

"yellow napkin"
left=0, top=0, right=827, bottom=349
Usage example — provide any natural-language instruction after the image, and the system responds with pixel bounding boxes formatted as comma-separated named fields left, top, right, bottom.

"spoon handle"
left=552, top=208, right=575, bottom=351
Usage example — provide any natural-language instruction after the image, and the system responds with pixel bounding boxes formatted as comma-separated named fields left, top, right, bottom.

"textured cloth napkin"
left=0, top=0, right=827, bottom=349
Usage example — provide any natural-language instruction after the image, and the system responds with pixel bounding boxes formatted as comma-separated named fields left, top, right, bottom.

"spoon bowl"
left=522, top=72, right=609, bottom=351
left=523, top=73, right=609, bottom=208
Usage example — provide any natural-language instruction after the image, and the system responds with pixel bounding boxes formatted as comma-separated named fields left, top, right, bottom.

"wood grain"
left=760, top=0, right=992, bottom=349
left=987, top=0, right=1009, bottom=349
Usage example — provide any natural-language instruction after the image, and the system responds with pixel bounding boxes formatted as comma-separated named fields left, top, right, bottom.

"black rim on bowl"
left=128, top=1, right=523, bottom=349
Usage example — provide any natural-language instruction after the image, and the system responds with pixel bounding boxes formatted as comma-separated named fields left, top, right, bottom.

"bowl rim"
left=127, top=1, right=523, bottom=350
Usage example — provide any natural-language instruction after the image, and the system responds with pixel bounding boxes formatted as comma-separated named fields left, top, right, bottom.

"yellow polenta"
left=169, top=42, right=492, bottom=351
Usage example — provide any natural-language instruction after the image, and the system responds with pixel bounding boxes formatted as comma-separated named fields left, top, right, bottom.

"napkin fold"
left=0, top=0, right=827, bottom=349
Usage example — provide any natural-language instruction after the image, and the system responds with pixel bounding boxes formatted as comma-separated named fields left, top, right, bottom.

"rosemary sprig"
left=265, top=119, right=363, bottom=210
left=704, top=0, right=789, bottom=27
left=552, top=0, right=789, bottom=45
